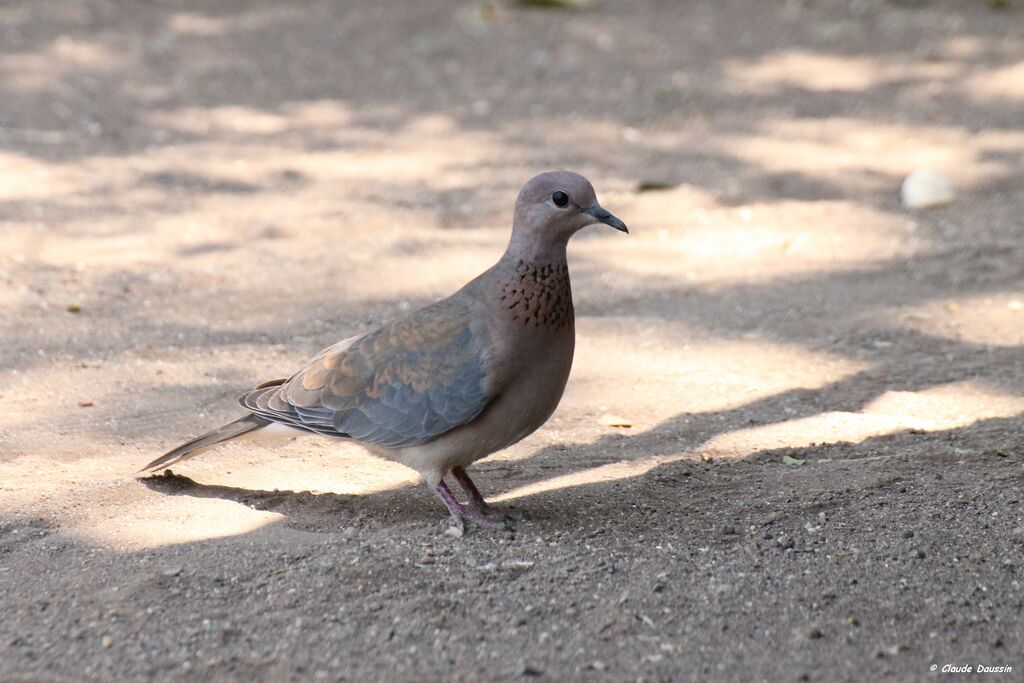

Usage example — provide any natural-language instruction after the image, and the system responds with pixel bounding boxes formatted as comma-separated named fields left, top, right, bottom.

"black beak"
left=582, top=205, right=628, bottom=233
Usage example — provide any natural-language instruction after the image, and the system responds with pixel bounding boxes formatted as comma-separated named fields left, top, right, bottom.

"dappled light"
left=725, top=50, right=959, bottom=94
left=892, top=293, right=1024, bottom=347
left=963, top=60, right=1024, bottom=103
left=2, top=1, right=1022, bottom=680
left=71, top=489, right=282, bottom=549
left=714, top=380, right=1024, bottom=455
left=581, top=198, right=920, bottom=283
left=0, top=449, right=419, bottom=549
left=568, top=329, right=867, bottom=419
left=497, top=379, right=1024, bottom=501
left=0, top=456, right=286, bottom=549
left=1, top=36, right=125, bottom=92
left=2, top=0, right=1021, bottom=562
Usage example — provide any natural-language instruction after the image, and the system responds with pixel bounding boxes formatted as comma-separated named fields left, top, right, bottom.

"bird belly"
left=389, top=335, right=574, bottom=485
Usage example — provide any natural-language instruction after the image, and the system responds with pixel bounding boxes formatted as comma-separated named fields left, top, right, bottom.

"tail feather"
left=139, top=414, right=271, bottom=473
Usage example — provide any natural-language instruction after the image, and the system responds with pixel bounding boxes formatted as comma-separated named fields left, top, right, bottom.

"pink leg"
left=451, top=466, right=490, bottom=510
left=434, top=480, right=465, bottom=531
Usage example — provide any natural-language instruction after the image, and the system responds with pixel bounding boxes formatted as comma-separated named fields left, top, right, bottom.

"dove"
left=141, top=171, right=628, bottom=531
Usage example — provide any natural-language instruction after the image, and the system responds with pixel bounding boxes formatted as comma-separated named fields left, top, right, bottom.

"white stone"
left=901, top=170, right=955, bottom=209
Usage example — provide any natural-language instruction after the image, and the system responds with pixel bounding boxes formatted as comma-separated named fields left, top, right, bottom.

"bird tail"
left=139, top=414, right=271, bottom=473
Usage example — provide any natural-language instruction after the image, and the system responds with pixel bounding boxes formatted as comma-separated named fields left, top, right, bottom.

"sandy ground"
left=2, top=0, right=1024, bottom=681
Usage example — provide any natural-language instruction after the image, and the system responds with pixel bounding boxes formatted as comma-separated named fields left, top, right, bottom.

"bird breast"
left=498, top=259, right=574, bottom=331
left=483, top=258, right=576, bottom=445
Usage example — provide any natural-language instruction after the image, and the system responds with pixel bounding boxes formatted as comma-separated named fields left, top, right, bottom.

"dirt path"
left=2, top=1, right=1023, bottom=680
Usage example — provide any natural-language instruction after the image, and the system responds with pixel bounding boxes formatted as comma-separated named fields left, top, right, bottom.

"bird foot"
left=434, top=480, right=511, bottom=533
left=463, top=505, right=512, bottom=530
left=449, top=466, right=510, bottom=528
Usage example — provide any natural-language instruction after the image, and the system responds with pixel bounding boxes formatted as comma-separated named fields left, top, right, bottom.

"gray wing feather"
left=239, top=299, right=493, bottom=448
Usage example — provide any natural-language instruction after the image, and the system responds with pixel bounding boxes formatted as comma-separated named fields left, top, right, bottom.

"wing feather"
left=238, top=299, right=493, bottom=447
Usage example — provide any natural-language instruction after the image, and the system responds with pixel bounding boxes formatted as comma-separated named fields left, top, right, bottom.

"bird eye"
left=551, top=191, right=569, bottom=208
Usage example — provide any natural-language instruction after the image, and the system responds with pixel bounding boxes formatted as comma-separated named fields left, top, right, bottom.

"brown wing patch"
left=301, top=362, right=331, bottom=391
left=241, top=298, right=493, bottom=447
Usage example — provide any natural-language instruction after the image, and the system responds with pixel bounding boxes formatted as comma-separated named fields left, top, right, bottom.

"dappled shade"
left=1, top=1, right=1022, bottom=680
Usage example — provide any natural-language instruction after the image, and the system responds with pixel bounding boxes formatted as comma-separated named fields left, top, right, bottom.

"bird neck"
left=504, top=231, right=568, bottom=265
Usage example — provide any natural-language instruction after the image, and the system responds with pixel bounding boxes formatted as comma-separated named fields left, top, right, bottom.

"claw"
left=464, top=505, right=511, bottom=530
left=432, top=477, right=512, bottom=533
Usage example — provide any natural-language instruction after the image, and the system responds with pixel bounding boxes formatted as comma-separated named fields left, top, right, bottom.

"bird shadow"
left=133, top=408, right=1022, bottom=537
left=138, top=469, right=452, bottom=532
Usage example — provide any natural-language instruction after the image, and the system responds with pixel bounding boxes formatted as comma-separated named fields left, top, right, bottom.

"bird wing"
left=239, top=298, right=494, bottom=448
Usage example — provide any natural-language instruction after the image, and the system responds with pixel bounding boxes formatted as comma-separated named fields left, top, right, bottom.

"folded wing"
left=240, top=299, right=493, bottom=448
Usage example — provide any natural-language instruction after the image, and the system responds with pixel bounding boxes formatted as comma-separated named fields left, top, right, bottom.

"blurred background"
left=1, top=1, right=1023, bottom=681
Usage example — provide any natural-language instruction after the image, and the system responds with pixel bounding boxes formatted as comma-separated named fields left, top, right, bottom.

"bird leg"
left=451, top=466, right=509, bottom=528
left=451, top=466, right=490, bottom=510
left=434, top=480, right=465, bottom=531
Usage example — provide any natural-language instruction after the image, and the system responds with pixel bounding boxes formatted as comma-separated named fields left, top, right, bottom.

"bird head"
left=511, top=171, right=628, bottom=249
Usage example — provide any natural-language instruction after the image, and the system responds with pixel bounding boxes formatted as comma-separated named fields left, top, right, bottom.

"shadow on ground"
left=2, top=0, right=1024, bottom=681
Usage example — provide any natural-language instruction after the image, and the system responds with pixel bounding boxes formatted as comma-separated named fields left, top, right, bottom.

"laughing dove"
left=141, top=171, right=628, bottom=531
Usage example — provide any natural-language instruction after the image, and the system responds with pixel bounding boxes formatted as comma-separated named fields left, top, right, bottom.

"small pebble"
left=601, top=414, right=632, bottom=428
left=520, top=663, right=543, bottom=677
left=66, top=304, right=82, bottom=313
left=444, top=526, right=464, bottom=539
left=101, top=635, right=114, bottom=648
left=636, top=180, right=676, bottom=192
left=503, top=560, right=535, bottom=570
left=901, top=170, right=955, bottom=209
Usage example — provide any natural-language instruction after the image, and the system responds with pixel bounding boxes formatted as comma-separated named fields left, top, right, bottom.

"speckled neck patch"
left=500, top=259, right=573, bottom=330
